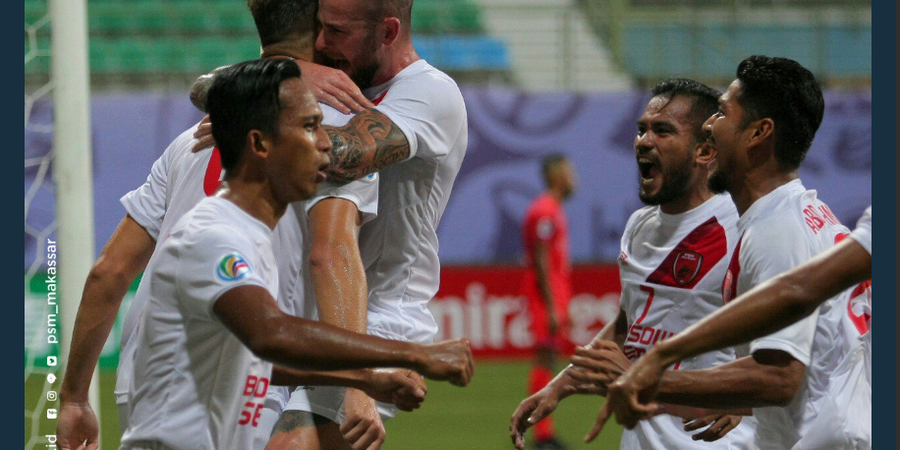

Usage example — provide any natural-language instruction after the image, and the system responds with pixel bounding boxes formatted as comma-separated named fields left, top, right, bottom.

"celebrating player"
left=267, top=1, right=470, bottom=449
left=511, top=79, right=757, bottom=450
left=590, top=56, right=871, bottom=450
left=118, top=59, right=472, bottom=450
left=604, top=205, right=871, bottom=427
left=519, top=154, right=576, bottom=450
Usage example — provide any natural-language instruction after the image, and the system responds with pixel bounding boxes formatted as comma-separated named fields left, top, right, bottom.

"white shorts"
left=282, top=386, right=399, bottom=425
left=280, top=327, right=406, bottom=424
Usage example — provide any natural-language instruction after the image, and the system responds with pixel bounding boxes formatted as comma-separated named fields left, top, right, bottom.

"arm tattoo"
left=326, top=109, right=410, bottom=182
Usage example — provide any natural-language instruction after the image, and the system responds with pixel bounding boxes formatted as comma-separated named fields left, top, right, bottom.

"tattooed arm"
left=325, top=109, right=411, bottom=182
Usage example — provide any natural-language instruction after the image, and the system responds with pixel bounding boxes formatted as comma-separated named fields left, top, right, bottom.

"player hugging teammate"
left=53, top=1, right=870, bottom=449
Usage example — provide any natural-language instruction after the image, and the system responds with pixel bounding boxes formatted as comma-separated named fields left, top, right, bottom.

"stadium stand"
left=24, top=0, right=511, bottom=86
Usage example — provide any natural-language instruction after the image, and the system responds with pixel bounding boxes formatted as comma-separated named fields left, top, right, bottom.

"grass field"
left=25, top=361, right=624, bottom=449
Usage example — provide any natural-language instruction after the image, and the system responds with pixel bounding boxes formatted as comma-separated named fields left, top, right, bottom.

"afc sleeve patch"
left=216, top=252, right=252, bottom=282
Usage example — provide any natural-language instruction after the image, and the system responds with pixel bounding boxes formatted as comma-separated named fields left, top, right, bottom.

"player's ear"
left=382, top=17, right=401, bottom=46
left=247, top=129, right=271, bottom=160
left=695, top=140, right=715, bottom=165
left=747, top=118, right=774, bottom=149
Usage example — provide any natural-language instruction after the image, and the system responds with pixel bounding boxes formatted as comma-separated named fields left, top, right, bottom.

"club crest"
left=672, top=250, right=703, bottom=286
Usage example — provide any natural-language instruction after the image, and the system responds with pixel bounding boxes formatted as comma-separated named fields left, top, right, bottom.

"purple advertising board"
left=24, top=88, right=871, bottom=268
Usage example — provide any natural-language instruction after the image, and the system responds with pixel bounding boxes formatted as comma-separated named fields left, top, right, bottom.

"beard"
left=707, top=167, right=730, bottom=194
left=350, top=62, right=380, bottom=90
left=639, top=158, right=694, bottom=206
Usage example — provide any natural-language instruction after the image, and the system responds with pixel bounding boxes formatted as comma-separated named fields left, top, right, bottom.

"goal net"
left=25, top=0, right=99, bottom=447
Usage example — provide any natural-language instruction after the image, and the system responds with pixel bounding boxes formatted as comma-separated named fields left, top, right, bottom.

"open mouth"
left=638, top=157, right=660, bottom=183
left=316, top=163, right=329, bottom=182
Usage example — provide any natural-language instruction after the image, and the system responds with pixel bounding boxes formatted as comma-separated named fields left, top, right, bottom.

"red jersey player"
left=521, top=154, right=577, bottom=449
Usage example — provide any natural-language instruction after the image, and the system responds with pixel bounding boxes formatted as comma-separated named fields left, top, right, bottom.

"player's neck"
left=730, top=169, right=799, bottom=216
left=261, top=40, right=314, bottom=63
left=660, top=188, right=714, bottom=215
left=546, top=188, right=567, bottom=203
left=370, top=41, right=420, bottom=87
left=218, top=178, right=286, bottom=230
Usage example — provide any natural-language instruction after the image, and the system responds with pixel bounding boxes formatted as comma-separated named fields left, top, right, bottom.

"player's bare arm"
left=509, top=309, right=627, bottom=449
left=325, top=109, right=410, bottom=182
left=57, top=215, right=155, bottom=450
left=604, top=235, right=871, bottom=429
left=532, top=242, right=557, bottom=333
left=213, top=284, right=474, bottom=384
left=656, top=237, right=870, bottom=372
left=308, top=197, right=390, bottom=449
left=188, top=60, right=372, bottom=115
left=270, top=367, right=425, bottom=412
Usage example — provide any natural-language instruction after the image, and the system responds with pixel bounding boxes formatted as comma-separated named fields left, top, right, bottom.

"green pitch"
left=25, top=361, right=623, bottom=449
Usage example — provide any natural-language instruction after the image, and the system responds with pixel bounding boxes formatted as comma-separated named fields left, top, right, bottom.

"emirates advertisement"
left=430, top=265, right=622, bottom=357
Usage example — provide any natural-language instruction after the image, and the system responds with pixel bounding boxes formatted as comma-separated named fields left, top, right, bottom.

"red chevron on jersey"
left=203, top=147, right=224, bottom=196
left=722, top=235, right=743, bottom=303
left=646, top=217, right=728, bottom=289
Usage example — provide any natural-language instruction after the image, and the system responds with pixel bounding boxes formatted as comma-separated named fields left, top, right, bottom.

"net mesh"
left=25, top=1, right=59, bottom=447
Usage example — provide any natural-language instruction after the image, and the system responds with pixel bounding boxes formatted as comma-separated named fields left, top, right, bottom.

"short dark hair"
left=541, top=154, right=568, bottom=186
left=368, top=0, right=413, bottom=29
left=207, top=59, right=302, bottom=172
left=735, top=55, right=824, bottom=170
left=651, top=78, right=721, bottom=143
left=248, top=0, right=318, bottom=47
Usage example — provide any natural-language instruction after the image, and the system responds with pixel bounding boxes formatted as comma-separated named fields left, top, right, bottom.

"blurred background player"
left=512, top=79, right=756, bottom=450
left=606, top=205, right=871, bottom=416
left=593, top=56, right=871, bottom=450
left=520, top=154, right=576, bottom=449
left=120, top=58, right=474, bottom=450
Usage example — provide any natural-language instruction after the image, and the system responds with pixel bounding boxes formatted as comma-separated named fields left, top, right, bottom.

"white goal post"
left=50, top=0, right=102, bottom=442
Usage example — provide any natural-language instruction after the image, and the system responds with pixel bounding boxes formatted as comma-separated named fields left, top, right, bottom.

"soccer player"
left=605, top=205, right=871, bottom=430
left=520, top=155, right=576, bottom=449
left=119, top=58, right=473, bottom=450
left=511, top=79, right=756, bottom=450
left=580, top=56, right=871, bottom=450
left=267, top=1, right=470, bottom=449
left=55, top=1, right=427, bottom=447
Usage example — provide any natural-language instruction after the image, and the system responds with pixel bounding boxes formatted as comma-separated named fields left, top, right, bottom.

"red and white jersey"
left=722, top=180, right=871, bottom=450
left=357, top=59, right=468, bottom=344
left=850, top=206, right=872, bottom=255
left=121, top=197, right=277, bottom=450
left=116, top=123, right=222, bottom=399
left=617, top=195, right=756, bottom=450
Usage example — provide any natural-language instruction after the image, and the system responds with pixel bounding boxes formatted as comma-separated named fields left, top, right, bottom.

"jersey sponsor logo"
left=646, top=217, right=727, bottom=289
left=672, top=250, right=703, bottom=286
left=217, top=253, right=251, bottom=281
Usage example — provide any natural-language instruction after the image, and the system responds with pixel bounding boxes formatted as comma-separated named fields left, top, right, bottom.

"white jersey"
left=850, top=206, right=872, bottom=255
left=116, top=124, right=221, bottom=400
left=277, top=60, right=468, bottom=432
left=722, top=180, right=871, bottom=450
left=617, top=195, right=756, bottom=450
left=359, top=59, right=468, bottom=344
left=120, top=197, right=278, bottom=450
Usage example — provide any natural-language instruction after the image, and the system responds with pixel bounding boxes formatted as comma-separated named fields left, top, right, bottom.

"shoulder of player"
left=624, top=205, right=657, bottom=231
left=389, top=64, right=465, bottom=106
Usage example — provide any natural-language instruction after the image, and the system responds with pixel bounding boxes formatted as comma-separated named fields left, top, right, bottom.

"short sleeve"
left=742, top=220, right=818, bottom=366
left=850, top=207, right=872, bottom=255
left=175, top=227, right=269, bottom=320
left=373, top=75, right=466, bottom=161
left=119, top=128, right=196, bottom=240
left=305, top=174, right=379, bottom=225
